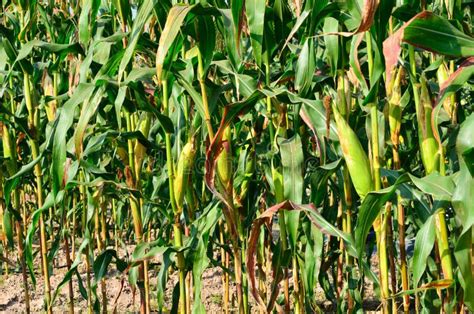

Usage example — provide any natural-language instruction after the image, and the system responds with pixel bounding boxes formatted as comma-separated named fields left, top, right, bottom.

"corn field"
left=0, top=0, right=473, bottom=313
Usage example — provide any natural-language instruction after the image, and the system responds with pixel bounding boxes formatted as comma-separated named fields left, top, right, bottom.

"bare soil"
left=0, top=247, right=381, bottom=313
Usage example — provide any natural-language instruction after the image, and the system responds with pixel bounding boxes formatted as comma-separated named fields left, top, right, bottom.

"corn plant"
left=0, top=0, right=473, bottom=313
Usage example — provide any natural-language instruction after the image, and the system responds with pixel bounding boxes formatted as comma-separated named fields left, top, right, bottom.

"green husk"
left=417, top=78, right=440, bottom=174
left=174, top=140, right=197, bottom=212
left=332, top=104, right=374, bottom=198
left=217, top=125, right=233, bottom=196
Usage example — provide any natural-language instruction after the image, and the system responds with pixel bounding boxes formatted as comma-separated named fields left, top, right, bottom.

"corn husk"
left=216, top=125, right=233, bottom=196
left=174, top=140, right=196, bottom=211
left=418, top=78, right=439, bottom=174
left=333, top=105, right=374, bottom=198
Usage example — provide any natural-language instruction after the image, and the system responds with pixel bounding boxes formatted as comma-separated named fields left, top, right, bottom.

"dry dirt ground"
left=0, top=248, right=381, bottom=313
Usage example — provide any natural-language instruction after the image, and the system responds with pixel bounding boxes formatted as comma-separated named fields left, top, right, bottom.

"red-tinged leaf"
left=322, top=0, right=379, bottom=87
left=246, top=201, right=357, bottom=312
left=392, top=279, right=454, bottom=298
left=231, top=0, right=245, bottom=50
left=421, top=279, right=454, bottom=290
left=246, top=201, right=292, bottom=312
left=383, top=11, right=474, bottom=84
left=432, top=57, right=474, bottom=146
left=382, top=15, right=412, bottom=84
left=294, top=0, right=302, bottom=17
left=322, top=0, right=380, bottom=37
left=349, top=33, right=368, bottom=93
left=437, top=57, right=474, bottom=105
left=205, top=92, right=264, bottom=240
left=356, top=0, right=380, bottom=33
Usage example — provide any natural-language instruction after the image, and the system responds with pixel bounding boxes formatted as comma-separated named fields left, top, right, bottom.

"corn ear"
left=2, top=125, right=16, bottom=176
left=174, top=140, right=197, bottom=212
left=238, top=147, right=255, bottom=202
left=417, top=78, right=439, bottom=174
left=42, top=73, right=56, bottom=122
left=117, top=146, right=129, bottom=165
left=134, top=113, right=152, bottom=179
left=437, top=63, right=454, bottom=119
left=388, top=67, right=402, bottom=147
left=333, top=104, right=374, bottom=198
left=336, top=71, right=350, bottom=117
left=216, top=125, right=233, bottom=196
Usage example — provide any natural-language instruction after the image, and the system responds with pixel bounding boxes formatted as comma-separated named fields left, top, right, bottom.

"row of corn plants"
left=0, top=0, right=473, bottom=313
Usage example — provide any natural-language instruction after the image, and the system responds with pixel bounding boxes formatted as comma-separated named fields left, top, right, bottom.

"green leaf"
left=118, top=0, right=157, bottom=81
left=408, top=172, right=455, bottom=201
left=231, top=0, right=244, bottom=48
left=157, top=250, right=175, bottom=308
left=114, top=85, right=127, bottom=130
left=16, top=40, right=83, bottom=62
left=155, top=113, right=175, bottom=134
left=437, top=57, right=474, bottom=112
left=245, top=0, right=265, bottom=66
left=280, top=134, right=304, bottom=204
left=52, top=83, right=96, bottom=195
left=192, top=204, right=220, bottom=313
left=176, top=75, right=206, bottom=120
left=113, top=0, right=132, bottom=27
left=4, top=155, right=42, bottom=206
left=52, top=239, right=90, bottom=304
left=454, top=227, right=474, bottom=311
left=25, top=192, right=60, bottom=286
left=2, top=210, right=13, bottom=248
left=309, top=159, right=342, bottom=206
left=0, top=36, right=34, bottom=75
left=156, top=4, right=195, bottom=83
left=196, top=16, right=216, bottom=74
left=300, top=98, right=338, bottom=141
left=403, top=13, right=474, bottom=57
left=280, top=10, right=310, bottom=56
left=412, top=215, right=436, bottom=288
left=303, top=205, right=357, bottom=258
left=355, top=174, right=410, bottom=258
left=452, top=115, right=474, bottom=233
left=295, top=38, right=315, bottom=96
left=384, top=11, right=474, bottom=83
left=78, top=0, right=100, bottom=45
left=73, top=87, right=105, bottom=158
left=349, top=33, right=369, bottom=94
left=93, top=249, right=122, bottom=282
left=218, top=9, right=241, bottom=68
left=323, top=17, right=339, bottom=75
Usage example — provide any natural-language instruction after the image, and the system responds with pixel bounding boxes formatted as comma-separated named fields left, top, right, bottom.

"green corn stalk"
left=216, top=125, right=249, bottom=313
left=265, top=51, right=290, bottom=311
left=387, top=67, right=410, bottom=313
left=370, top=101, right=391, bottom=313
left=0, top=1, right=472, bottom=313
left=24, top=71, right=52, bottom=314
left=365, top=29, right=391, bottom=312
left=337, top=71, right=354, bottom=309
left=79, top=170, right=93, bottom=314
left=409, top=46, right=454, bottom=295
left=2, top=123, right=31, bottom=313
left=162, top=78, right=187, bottom=314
